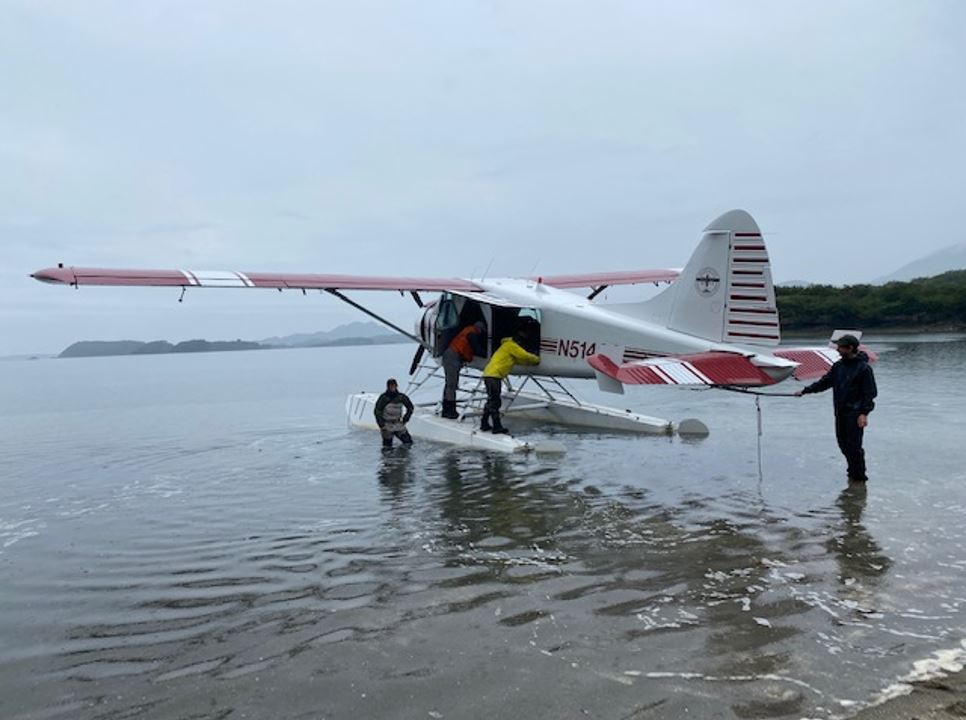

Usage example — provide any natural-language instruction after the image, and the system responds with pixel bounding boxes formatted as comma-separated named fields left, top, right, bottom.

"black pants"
left=441, top=349, right=462, bottom=402
left=483, top=377, right=503, bottom=425
left=381, top=428, right=413, bottom=448
left=835, top=412, right=866, bottom=481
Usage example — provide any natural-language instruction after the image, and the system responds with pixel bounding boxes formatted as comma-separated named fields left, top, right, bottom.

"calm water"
left=2, top=338, right=965, bottom=719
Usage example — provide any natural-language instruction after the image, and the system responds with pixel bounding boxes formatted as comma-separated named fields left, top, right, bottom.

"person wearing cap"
left=439, top=321, right=487, bottom=419
left=796, top=334, right=878, bottom=482
left=374, top=378, right=414, bottom=449
left=480, top=322, right=540, bottom=434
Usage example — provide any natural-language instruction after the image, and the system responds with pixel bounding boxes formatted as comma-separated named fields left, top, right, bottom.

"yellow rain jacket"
left=482, top=337, right=540, bottom=379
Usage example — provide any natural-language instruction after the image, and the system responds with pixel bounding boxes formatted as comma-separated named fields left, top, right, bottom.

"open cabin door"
left=441, top=291, right=542, bottom=361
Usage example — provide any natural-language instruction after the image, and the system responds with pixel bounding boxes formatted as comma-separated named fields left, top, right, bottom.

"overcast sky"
left=2, top=1, right=964, bottom=355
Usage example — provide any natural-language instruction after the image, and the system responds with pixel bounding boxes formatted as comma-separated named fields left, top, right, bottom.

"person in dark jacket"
left=440, top=321, right=486, bottom=419
left=796, top=334, right=877, bottom=482
left=374, top=378, right=414, bottom=449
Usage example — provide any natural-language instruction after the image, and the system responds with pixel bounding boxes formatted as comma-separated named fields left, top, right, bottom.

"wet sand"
left=850, top=667, right=966, bottom=719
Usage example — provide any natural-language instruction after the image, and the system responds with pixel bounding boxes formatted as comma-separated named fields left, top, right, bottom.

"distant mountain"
left=874, top=243, right=966, bottom=284
left=260, top=321, right=404, bottom=347
left=302, top=335, right=412, bottom=347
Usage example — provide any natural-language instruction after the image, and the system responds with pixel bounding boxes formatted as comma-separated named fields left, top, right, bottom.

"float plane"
left=32, top=210, right=872, bottom=453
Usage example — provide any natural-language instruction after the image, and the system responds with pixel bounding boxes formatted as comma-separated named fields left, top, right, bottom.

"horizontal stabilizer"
left=587, top=351, right=782, bottom=387
left=773, top=344, right=878, bottom=381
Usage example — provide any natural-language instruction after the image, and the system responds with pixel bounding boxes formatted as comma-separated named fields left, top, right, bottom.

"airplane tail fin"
left=639, top=209, right=781, bottom=347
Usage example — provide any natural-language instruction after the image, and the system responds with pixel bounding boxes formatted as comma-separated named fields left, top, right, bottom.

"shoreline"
left=848, top=665, right=966, bottom=719
left=782, top=325, right=966, bottom=338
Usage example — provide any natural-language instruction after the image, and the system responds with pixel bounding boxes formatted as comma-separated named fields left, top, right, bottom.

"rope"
left=684, top=384, right=803, bottom=488
left=714, top=385, right=801, bottom=485
left=756, top=395, right=763, bottom=485
left=717, top=385, right=800, bottom=397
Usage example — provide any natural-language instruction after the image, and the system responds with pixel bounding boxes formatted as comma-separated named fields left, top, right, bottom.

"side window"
left=516, top=308, right=541, bottom=355
left=434, top=294, right=460, bottom=357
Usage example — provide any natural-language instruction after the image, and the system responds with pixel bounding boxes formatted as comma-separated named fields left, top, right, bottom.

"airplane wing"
left=587, top=351, right=791, bottom=387
left=30, top=266, right=484, bottom=292
left=535, top=269, right=679, bottom=289
left=32, top=265, right=680, bottom=293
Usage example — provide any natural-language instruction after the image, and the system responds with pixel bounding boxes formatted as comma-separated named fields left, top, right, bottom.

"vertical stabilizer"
left=646, top=210, right=781, bottom=346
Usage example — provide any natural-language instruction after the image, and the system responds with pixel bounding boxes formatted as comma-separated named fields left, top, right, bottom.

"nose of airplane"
left=31, top=265, right=74, bottom=284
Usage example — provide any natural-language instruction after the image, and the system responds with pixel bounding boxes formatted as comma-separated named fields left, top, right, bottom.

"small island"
left=59, top=339, right=267, bottom=358
left=56, top=321, right=415, bottom=359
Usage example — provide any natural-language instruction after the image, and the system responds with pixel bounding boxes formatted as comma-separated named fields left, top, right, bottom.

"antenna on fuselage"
left=480, top=257, right=495, bottom=281
left=527, top=259, right=540, bottom=283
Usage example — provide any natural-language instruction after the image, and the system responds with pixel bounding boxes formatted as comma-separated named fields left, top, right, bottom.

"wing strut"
left=324, top=289, right=427, bottom=349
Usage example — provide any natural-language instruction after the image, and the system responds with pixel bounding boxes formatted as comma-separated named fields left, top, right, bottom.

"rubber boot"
left=490, top=415, right=509, bottom=434
left=479, top=410, right=492, bottom=432
left=441, top=400, right=459, bottom=419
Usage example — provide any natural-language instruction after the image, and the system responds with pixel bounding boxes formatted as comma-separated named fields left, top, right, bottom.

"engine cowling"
left=416, top=301, right=439, bottom=355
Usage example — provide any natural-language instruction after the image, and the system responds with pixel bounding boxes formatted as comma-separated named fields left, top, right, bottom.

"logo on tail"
left=695, top=267, right=721, bottom=297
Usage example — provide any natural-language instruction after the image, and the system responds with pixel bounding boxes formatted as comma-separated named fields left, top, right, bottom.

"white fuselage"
left=456, top=278, right=748, bottom=379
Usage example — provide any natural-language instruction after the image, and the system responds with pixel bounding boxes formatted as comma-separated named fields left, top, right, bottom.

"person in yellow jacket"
left=480, top=327, right=540, bottom=434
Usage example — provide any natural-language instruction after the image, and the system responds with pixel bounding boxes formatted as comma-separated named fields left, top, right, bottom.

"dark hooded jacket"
left=802, top=351, right=877, bottom=415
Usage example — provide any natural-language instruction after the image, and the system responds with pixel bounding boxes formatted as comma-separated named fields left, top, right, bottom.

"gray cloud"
left=2, top=1, right=965, bottom=354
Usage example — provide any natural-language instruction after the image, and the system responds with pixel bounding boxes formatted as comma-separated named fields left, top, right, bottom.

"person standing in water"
left=796, top=334, right=877, bottom=482
left=374, top=378, right=414, bottom=449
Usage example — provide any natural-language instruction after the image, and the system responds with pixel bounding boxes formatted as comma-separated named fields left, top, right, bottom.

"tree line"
left=776, top=270, right=966, bottom=331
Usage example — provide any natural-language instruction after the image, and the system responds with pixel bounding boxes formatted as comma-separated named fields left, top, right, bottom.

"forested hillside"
left=777, top=270, right=966, bottom=330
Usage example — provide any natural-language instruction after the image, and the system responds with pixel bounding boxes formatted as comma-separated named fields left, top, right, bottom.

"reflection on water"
left=829, top=483, right=891, bottom=591
left=1, top=340, right=965, bottom=719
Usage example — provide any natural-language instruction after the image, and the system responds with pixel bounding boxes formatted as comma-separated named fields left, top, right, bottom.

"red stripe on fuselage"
left=729, top=307, right=777, bottom=314
left=728, top=319, right=779, bottom=327
left=726, top=331, right=781, bottom=340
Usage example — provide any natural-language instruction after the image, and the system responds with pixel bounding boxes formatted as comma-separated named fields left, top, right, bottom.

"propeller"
left=408, top=345, right=426, bottom=375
